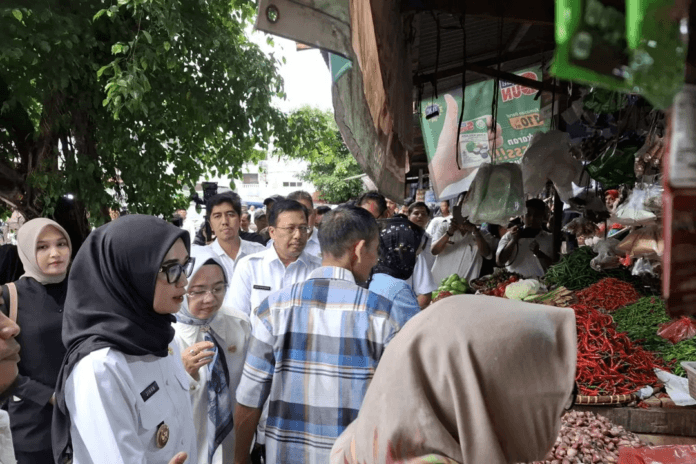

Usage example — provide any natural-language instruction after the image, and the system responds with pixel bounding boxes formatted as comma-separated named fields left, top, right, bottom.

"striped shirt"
left=235, top=266, right=402, bottom=464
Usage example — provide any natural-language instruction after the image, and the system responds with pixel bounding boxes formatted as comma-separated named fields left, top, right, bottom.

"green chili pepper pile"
left=613, top=298, right=696, bottom=377
left=544, top=246, right=653, bottom=294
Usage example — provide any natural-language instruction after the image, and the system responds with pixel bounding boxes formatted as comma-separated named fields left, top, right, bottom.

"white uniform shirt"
left=207, top=239, right=265, bottom=308
left=228, top=247, right=322, bottom=317
left=405, top=254, right=438, bottom=296
left=0, top=410, right=16, bottom=464
left=496, top=230, right=554, bottom=278
left=265, top=227, right=322, bottom=260
left=421, top=234, right=436, bottom=271
left=172, top=310, right=251, bottom=464
left=430, top=222, right=496, bottom=284
left=304, top=228, right=321, bottom=259
left=65, top=345, right=197, bottom=464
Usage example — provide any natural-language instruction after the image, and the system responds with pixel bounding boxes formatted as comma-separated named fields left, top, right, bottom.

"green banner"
left=420, top=66, right=550, bottom=200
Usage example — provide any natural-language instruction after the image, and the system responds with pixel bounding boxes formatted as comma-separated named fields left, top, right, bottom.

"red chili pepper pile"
left=576, top=278, right=641, bottom=312
left=573, top=303, right=668, bottom=396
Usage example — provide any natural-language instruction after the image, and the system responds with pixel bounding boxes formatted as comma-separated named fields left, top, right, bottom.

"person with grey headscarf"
left=173, top=246, right=251, bottom=464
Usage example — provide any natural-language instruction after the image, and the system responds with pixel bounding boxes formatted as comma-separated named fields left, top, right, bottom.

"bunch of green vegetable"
left=544, top=246, right=653, bottom=294
left=432, top=274, right=469, bottom=301
left=613, top=297, right=696, bottom=377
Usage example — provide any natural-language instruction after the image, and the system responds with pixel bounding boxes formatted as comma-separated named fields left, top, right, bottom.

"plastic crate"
left=682, top=362, right=696, bottom=400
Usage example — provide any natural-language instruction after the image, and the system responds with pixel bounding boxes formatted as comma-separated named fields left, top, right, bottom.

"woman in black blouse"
left=1, top=218, right=71, bottom=464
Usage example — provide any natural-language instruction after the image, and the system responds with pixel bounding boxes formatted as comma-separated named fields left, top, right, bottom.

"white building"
left=196, top=155, right=316, bottom=205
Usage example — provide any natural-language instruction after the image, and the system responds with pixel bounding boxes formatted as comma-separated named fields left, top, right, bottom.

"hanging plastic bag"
left=657, top=317, right=696, bottom=345
left=617, top=225, right=664, bottom=257
left=614, top=188, right=657, bottom=225
left=642, top=182, right=663, bottom=215
left=563, top=217, right=598, bottom=237
left=590, top=238, right=622, bottom=271
left=632, top=257, right=657, bottom=277
left=463, top=163, right=525, bottom=225
left=587, top=141, right=638, bottom=186
left=520, top=130, right=582, bottom=202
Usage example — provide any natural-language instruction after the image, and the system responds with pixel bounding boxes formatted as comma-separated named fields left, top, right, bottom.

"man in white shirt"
left=276, top=191, right=321, bottom=259
left=203, top=193, right=266, bottom=307
left=405, top=202, right=438, bottom=308
left=176, top=207, right=199, bottom=246
left=430, top=218, right=495, bottom=284
left=426, top=200, right=452, bottom=237
left=230, top=199, right=322, bottom=317
left=497, top=198, right=554, bottom=278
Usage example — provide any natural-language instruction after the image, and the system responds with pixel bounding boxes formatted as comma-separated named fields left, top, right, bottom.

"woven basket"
left=575, top=394, right=637, bottom=405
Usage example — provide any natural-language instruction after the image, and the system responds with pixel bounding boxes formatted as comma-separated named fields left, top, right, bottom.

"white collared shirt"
left=206, top=238, right=266, bottom=284
left=405, top=254, right=438, bottom=296
left=0, top=410, right=16, bottom=464
left=65, top=344, right=197, bottom=464
left=228, top=246, right=322, bottom=317
left=172, top=310, right=251, bottom=464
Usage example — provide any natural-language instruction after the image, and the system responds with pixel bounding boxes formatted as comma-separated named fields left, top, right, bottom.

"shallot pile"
left=523, top=411, right=645, bottom=464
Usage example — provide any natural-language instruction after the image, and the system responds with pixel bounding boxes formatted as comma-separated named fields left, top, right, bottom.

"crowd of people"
left=0, top=188, right=576, bottom=464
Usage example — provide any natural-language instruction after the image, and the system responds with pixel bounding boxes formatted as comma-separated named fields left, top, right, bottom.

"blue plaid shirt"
left=235, top=266, right=403, bottom=464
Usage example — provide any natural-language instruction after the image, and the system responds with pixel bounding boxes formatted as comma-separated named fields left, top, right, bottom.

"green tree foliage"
left=276, top=107, right=364, bottom=204
left=0, top=0, right=286, bottom=233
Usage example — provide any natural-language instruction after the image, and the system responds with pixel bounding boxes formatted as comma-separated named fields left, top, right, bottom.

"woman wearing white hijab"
left=173, top=246, right=251, bottom=464
left=331, top=295, right=577, bottom=464
left=1, top=218, right=71, bottom=464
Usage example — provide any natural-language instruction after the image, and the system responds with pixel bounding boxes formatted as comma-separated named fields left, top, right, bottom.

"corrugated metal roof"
left=413, top=11, right=555, bottom=97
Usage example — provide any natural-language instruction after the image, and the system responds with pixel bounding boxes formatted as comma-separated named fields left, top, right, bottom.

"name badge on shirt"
left=140, top=381, right=160, bottom=402
left=253, top=285, right=271, bottom=291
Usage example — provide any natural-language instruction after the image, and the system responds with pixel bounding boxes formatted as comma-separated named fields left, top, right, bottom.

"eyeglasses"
left=275, top=226, right=311, bottom=235
left=187, top=285, right=227, bottom=300
left=159, top=257, right=195, bottom=284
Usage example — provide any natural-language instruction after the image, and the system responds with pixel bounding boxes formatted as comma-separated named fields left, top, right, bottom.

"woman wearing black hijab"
left=52, top=215, right=198, bottom=464
left=366, top=217, right=424, bottom=325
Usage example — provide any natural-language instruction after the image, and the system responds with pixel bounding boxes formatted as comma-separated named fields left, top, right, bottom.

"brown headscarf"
left=17, top=218, right=72, bottom=285
left=331, top=295, right=577, bottom=464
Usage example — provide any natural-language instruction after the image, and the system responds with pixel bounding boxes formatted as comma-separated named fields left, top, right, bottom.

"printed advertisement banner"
left=420, top=66, right=550, bottom=200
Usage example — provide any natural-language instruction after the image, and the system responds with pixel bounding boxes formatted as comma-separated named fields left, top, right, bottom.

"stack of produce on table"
left=470, top=269, right=522, bottom=297
left=613, top=298, right=696, bottom=377
left=432, top=274, right=469, bottom=302
left=575, top=278, right=641, bottom=312
left=504, top=279, right=544, bottom=300
left=544, top=247, right=654, bottom=294
left=523, top=287, right=577, bottom=307
left=573, top=302, right=669, bottom=395
left=523, top=411, right=646, bottom=464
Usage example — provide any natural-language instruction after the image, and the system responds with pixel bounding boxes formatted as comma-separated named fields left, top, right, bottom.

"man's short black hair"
left=357, top=191, right=387, bottom=218
left=268, top=199, right=308, bottom=227
left=319, top=206, right=379, bottom=259
left=264, top=195, right=284, bottom=206
left=287, top=191, right=314, bottom=209
left=315, top=205, right=331, bottom=215
left=526, top=198, right=547, bottom=214
left=206, top=192, right=242, bottom=219
left=408, top=201, right=431, bottom=217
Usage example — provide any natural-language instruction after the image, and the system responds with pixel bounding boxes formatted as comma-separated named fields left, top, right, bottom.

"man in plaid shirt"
left=233, top=206, right=406, bottom=464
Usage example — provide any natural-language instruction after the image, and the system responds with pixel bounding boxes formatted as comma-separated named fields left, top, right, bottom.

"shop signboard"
left=419, top=66, right=550, bottom=200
